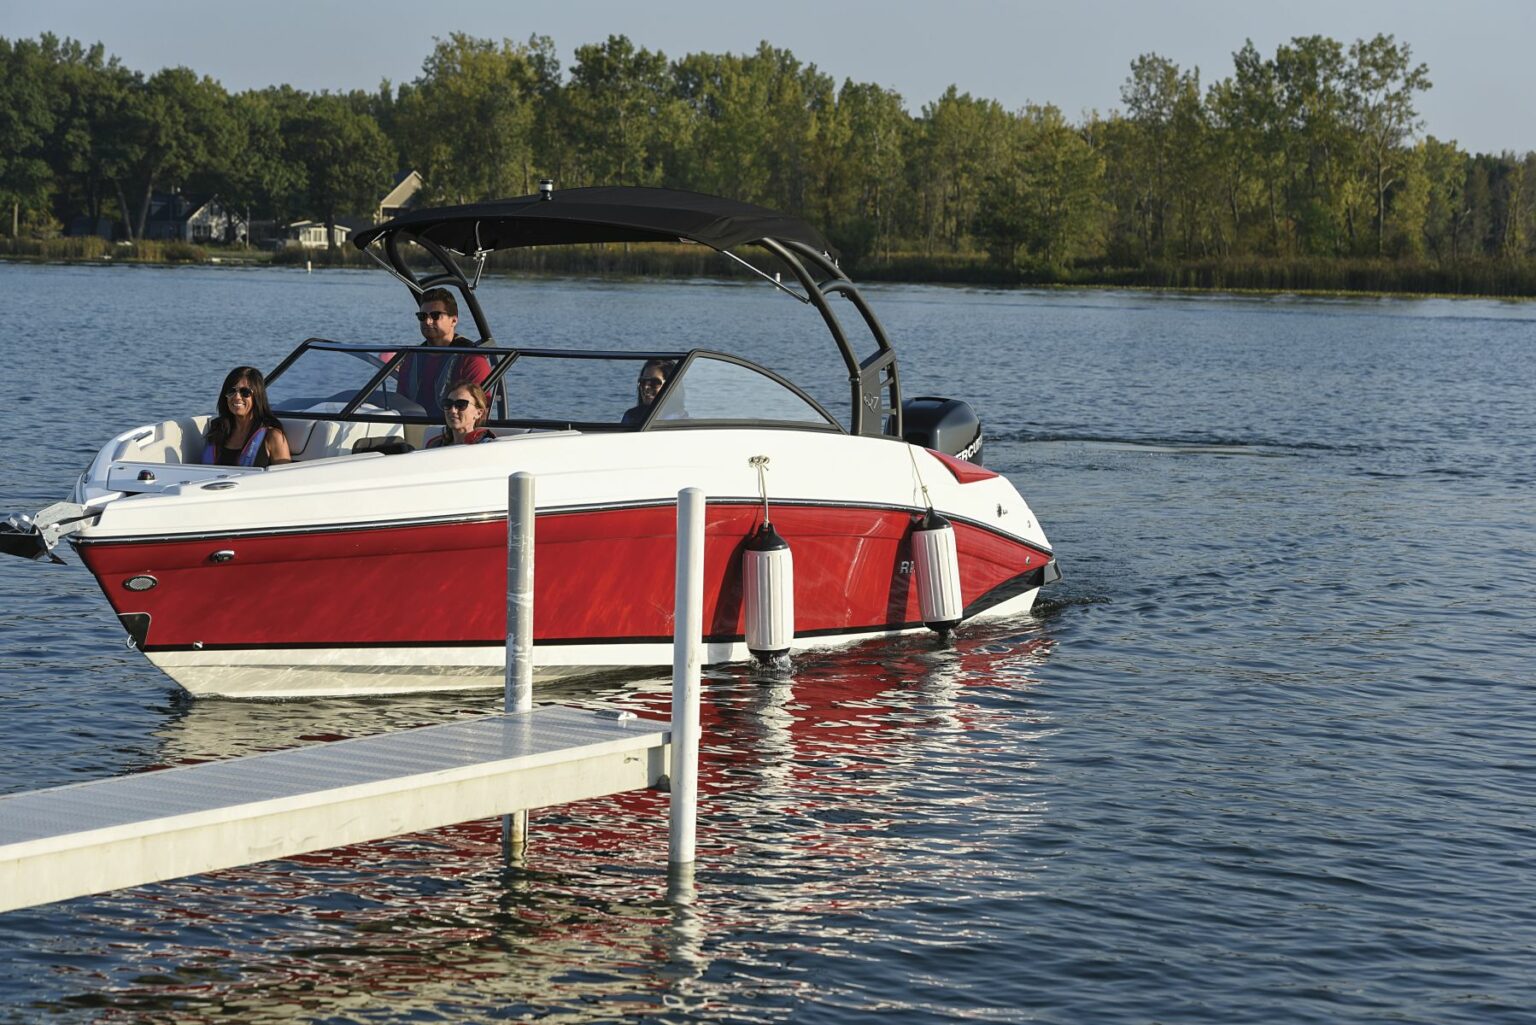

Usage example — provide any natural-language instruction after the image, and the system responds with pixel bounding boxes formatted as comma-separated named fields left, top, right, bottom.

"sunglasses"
left=225, top=386, right=254, bottom=398
left=638, top=377, right=666, bottom=388
left=444, top=398, right=479, bottom=413
left=415, top=311, right=452, bottom=322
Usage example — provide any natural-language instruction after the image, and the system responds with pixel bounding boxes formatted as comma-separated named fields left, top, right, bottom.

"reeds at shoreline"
left=5, top=237, right=1533, bottom=299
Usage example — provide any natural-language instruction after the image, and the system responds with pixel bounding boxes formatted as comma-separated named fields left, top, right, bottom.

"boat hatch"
left=104, top=461, right=260, bottom=495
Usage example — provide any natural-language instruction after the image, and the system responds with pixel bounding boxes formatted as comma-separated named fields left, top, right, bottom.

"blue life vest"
left=203, top=427, right=268, bottom=467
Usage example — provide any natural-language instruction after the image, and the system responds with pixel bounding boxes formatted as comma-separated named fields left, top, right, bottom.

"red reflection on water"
left=57, top=622, right=1053, bottom=1018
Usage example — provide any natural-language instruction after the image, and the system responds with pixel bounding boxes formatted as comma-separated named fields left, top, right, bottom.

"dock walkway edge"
left=0, top=706, right=670, bottom=913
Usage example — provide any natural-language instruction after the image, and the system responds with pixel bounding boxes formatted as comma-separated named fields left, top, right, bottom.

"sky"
left=3, top=0, right=1531, bottom=156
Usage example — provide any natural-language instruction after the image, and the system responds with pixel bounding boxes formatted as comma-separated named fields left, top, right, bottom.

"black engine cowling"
left=902, top=396, right=983, bottom=464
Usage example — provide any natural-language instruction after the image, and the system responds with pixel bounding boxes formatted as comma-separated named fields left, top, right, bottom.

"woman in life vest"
left=426, top=382, right=496, bottom=448
left=202, top=366, right=292, bottom=467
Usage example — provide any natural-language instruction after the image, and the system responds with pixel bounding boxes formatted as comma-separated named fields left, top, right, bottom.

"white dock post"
left=670, top=487, right=704, bottom=873
left=503, top=471, right=535, bottom=859
left=506, top=472, right=535, bottom=713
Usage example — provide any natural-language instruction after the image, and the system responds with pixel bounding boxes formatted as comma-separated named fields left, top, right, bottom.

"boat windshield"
left=645, top=355, right=839, bottom=426
left=266, top=343, right=508, bottom=419
left=265, top=342, right=841, bottom=431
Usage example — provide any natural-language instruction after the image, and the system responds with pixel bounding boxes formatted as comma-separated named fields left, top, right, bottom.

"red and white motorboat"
left=1, top=187, right=1057, bottom=698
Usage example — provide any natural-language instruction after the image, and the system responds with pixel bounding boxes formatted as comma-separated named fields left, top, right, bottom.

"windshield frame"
left=264, top=340, right=846, bottom=434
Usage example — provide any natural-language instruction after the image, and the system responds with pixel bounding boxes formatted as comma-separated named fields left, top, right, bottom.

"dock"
left=0, top=707, right=666, bottom=914
left=0, top=477, right=704, bottom=915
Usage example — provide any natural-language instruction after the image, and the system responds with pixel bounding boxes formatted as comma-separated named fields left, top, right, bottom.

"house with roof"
left=272, top=170, right=422, bottom=248
left=143, top=193, right=246, bottom=244
left=280, top=219, right=358, bottom=249
left=378, top=170, right=423, bottom=222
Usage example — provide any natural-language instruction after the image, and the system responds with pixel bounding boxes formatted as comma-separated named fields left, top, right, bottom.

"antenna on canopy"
left=539, top=178, right=555, bottom=201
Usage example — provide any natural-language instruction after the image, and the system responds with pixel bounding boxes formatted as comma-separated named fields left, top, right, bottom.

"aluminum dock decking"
left=0, top=477, right=703, bottom=916
left=0, top=706, right=669, bottom=913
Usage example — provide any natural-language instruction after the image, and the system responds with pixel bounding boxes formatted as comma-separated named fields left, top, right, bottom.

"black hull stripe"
left=964, top=565, right=1051, bottom=619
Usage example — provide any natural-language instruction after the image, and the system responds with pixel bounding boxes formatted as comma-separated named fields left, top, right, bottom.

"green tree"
left=102, top=66, right=233, bottom=242
left=0, top=37, right=58, bottom=236
left=977, top=104, right=1103, bottom=268
left=395, top=34, right=546, bottom=204
left=1383, top=140, right=1429, bottom=258
left=1087, top=113, right=1139, bottom=263
left=28, top=35, right=136, bottom=237
left=911, top=86, right=1010, bottom=252
left=670, top=42, right=837, bottom=215
left=758, top=45, right=837, bottom=217
left=1463, top=157, right=1494, bottom=256
left=671, top=50, right=773, bottom=203
left=1219, top=41, right=1290, bottom=252
left=1418, top=137, right=1467, bottom=260
left=826, top=80, right=911, bottom=260
left=1492, top=155, right=1528, bottom=258
left=1521, top=152, right=1536, bottom=259
left=1273, top=36, right=1355, bottom=255
left=1207, top=73, right=1262, bottom=254
left=292, top=92, right=392, bottom=253
left=561, top=35, right=682, bottom=187
left=1346, top=34, right=1431, bottom=255
left=1116, top=55, right=1198, bottom=257
left=218, top=88, right=310, bottom=235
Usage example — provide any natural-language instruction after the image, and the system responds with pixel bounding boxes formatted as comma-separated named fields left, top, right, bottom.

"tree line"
left=3, top=30, right=1533, bottom=291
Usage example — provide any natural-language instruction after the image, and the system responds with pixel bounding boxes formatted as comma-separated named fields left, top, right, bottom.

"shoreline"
left=4, top=251, right=1532, bottom=303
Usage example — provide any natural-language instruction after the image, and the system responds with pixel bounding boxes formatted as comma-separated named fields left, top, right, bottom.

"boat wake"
left=989, top=428, right=1374, bottom=456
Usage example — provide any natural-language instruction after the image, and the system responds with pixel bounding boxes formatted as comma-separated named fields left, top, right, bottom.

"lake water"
left=0, top=262, right=1533, bottom=1023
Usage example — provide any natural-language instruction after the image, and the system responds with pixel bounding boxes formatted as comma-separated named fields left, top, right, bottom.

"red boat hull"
left=79, top=502, right=1051, bottom=656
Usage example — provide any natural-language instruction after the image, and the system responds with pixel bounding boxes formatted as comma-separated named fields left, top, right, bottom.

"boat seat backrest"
left=403, top=423, right=430, bottom=450
left=163, top=416, right=204, bottom=464
left=281, top=417, right=405, bottom=461
left=276, top=418, right=319, bottom=458
left=113, top=415, right=208, bottom=466
left=141, top=416, right=411, bottom=464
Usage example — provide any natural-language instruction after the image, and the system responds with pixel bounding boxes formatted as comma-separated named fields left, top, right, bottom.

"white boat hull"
left=67, top=426, right=1052, bottom=698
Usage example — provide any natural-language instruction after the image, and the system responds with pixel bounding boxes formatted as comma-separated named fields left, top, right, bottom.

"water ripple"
left=3, top=270, right=1535, bottom=1022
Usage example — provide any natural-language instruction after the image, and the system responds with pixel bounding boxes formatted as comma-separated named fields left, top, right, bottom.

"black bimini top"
left=352, top=186, right=834, bottom=256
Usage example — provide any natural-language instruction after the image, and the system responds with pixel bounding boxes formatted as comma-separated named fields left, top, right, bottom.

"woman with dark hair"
left=621, top=358, right=676, bottom=426
left=426, top=382, right=496, bottom=448
left=202, top=366, right=292, bottom=467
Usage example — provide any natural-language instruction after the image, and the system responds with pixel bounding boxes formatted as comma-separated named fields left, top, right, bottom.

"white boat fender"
left=743, top=522, right=794, bottom=661
left=912, top=510, right=963, bottom=633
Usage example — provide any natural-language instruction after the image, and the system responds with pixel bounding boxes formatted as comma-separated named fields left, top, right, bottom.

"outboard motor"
left=902, top=397, right=983, bottom=464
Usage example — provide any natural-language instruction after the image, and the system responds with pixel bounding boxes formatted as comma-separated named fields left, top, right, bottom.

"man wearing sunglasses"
left=397, top=287, right=491, bottom=417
